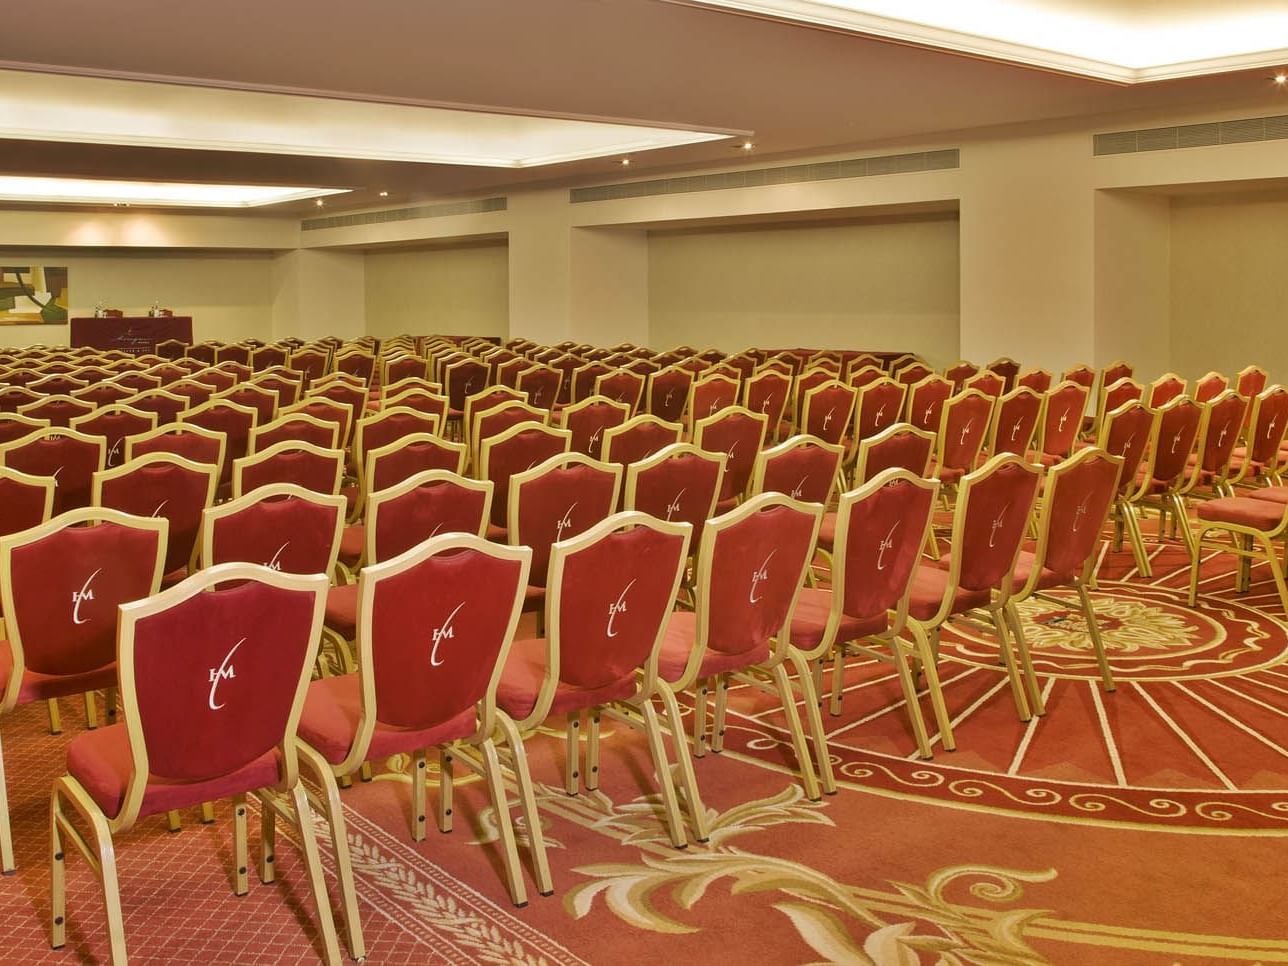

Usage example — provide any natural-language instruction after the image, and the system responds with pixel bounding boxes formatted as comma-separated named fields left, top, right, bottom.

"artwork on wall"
left=0, top=266, right=69, bottom=324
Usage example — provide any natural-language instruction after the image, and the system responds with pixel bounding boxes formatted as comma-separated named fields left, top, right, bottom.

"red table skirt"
left=70, top=317, right=193, bottom=355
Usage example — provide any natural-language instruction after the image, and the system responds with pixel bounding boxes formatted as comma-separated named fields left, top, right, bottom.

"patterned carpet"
left=3, top=523, right=1287, bottom=964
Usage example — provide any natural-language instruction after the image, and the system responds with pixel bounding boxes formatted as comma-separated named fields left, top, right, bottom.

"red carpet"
left=3, top=524, right=1288, bottom=963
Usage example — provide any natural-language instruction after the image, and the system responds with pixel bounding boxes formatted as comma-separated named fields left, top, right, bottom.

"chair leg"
left=888, top=640, right=932, bottom=759
left=46, top=699, right=62, bottom=736
left=105, top=687, right=117, bottom=721
left=710, top=675, right=730, bottom=754
left=1004, top=601, right=1045, bottom=716
left=166, top=810, right=182, bottom=833
left=410, top=750, right=428, bottom=841
left=1259, top=535, right=1288, bottom=616
left=828, top=649, right=846, bottom=717
left=990, top=606, right=1032, bottom=722
left=909, top=621, right=955, bottom=752
left=692, top=681, right=709, bottom=758
left=769, top=663, right=822, bottom=802
left=655, top=687, right=710, bottom=844
left=83, top=691, right=98, bottom=731
left=259, top=799, right=276, bottom=883
left=1188, top=528, right=1209, bottom=606
left=437, top=747, right=454, bottom=833
left=479, top=736, right=528, bottom=908
left=0, top=728, right=12, bottom=874
left=1172, top=494, right=1197, bottom=557
left=287, top=782, right=343, bottom=966
left=495, top=712, right=553, bottom=896
left=1124, top=502, right=1152, bottom=577
left=49, top=792, right=65, bottom=948
left=1076, top=582, right=1115, bottom=693
left=585, top=712, right=601, bottom=792
left=788, top=650, right=837, bottom=795
left=201, top=801, right=216, bottom=824
left=297, top=747, right=366, bottom=960
left=230, top=795, right=249, bottom=896
left=640, top=700, right=688, bottom=849
left=564, top=713, right=581, bottom=795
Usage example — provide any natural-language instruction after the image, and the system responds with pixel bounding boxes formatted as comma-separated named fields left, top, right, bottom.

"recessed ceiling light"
left=621, top=158, right=631, bottom=166
left=315, top=198, right=325, bottom=206
left=0, top=175, right=348, bottom=208
left=1276, top=72, right=1287, bottom=84
left=742, top=141, right=755, bottom=151
left=378, top=190, right=389, bottom=197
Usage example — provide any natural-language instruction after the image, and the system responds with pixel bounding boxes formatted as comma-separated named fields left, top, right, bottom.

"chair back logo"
left=266, top=542, right=290, bottom=571
left=151, top=500, right=168, bottom=518
left=708, top=398, right=720, bottom=416
left=959, top=419, right=974, bottom=445
left=1010, top=419, right=1023, bottom=442
left=822, top=407, right=836, bottom=432
left=606, top=578, right=636, bottom=638
left=1057, top=408, right=1072, bottom=433
left=876, top=522, right=900, bottom=571
left=556, top=502, right=577, bottom=539
left=1072, top=495, right=1090, bottom=532
left=749, top=549, right=777, bottom=604
left=924, top=404, right=935, bottom=425
left=665, top=488, right=685, bottom=521
left=588, top=426, right=603, bottom=450
left=1170, top=430, right=1183, bottom=454
left=51, top=465, right=64, bottom=487
left=107, top=438, right=125, bottom=465
left=664, top=388, right=675, bottom=408
left=430, top=602, right=464, bottom=666
left=207, top=637, right=247, bottom=710
left=790, top=475, right=808, bottom=500
left=725, top=440, right=738, bottom=463
left=71, top=568, right=102, bottom=625
left=1217, top=422, right=1231, bottom=447
left=988, top=503, right=1011, bottom=548
left=873, top=403, right=887, bottom=426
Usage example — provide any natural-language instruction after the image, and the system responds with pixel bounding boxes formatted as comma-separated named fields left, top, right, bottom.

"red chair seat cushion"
left=486, top=522, right=507, bottom=542
left=655, top=610, right=769, bottom=684
left=789, top=587, right=887, bottom=648
left=67, top=724, right=282, bottom=821
left=338, top=525, right=364, bottom=566
left=908, top=563, right=990, bottom=622
left=495, top=637, right=637, bottom=721
left=0, top=640, right=116, bottom=704
left=1249, top=486, right=1288, bottom=505
left=324, top=583, right=358, bottom=638
left=1010, top=550, right=1064, bottom=593
left=297, top=674, right=476, bottom=766
left=1196, top=497, right=1286, bottom=531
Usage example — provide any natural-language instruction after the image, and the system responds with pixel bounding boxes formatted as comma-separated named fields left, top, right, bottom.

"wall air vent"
left=1094, top=116, right=1288, bottom=156
left=569, top=149, right=959, bottom=203
left=302, top=197, right=507, bottom=231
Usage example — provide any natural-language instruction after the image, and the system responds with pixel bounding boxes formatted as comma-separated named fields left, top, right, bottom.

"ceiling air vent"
left=302, top=197, right=507, bottom=231
left=569, top=149, right=959, bottom=203
left=1094, top=115, right=1288, bottom=156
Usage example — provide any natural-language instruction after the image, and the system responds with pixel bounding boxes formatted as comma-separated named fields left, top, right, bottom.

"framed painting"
left=0, top=266, right=69, bottom=324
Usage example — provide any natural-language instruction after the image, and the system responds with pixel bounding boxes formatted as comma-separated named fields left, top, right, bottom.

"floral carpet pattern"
left=2, top=526, right=1287, bottom=963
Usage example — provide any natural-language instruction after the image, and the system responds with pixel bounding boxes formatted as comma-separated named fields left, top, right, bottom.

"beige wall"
left=1170, top=193, right=1288, bottom=385
left=364, top=243, right=508, bottom=339
left=0, top=250, right=276, bottom=347
left=1094, top=190, right=1171, bottom=379
left=647, top=216, right=960, bottom=363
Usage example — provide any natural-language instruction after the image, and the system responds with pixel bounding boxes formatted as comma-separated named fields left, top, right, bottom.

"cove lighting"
left=0, top=177, right=350, bottom=208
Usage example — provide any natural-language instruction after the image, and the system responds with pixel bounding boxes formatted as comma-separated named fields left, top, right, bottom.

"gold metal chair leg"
left=1260, top=535, right=1288, bottom=615
left=0, top=729, right=13, bottom=873
left=1004, top=601, right=1045, bottom=715
left=789, top=650, right=837, bottom=794
left=46, top=699, right=62, bottom=736
left=49, top=790, right=65, bottom=948
left=410, top=751, right=428, bottom=841
left=655, top=687, right=710, bottom=844
left=297, top=746, right=366, bottom=959
left=232, top=795, right=249, bottom=896
left=990, top=606, right=1032, bottom=722
left=692, top=682, right=709, bottom=758
left=201, top=801, right=216, bottom=824
left=769, top=663, right=822, bottom=802
left=710, top=675, right=730, bottom=754
left=1124, top=502, right=1152, bottom=577
left=585, top=712, right=601, bottom=792
left=165, top=810, right=182, bottom=832
left=828, top=649, right=846, bottom=717
left=287, top=782, right=344, bottom=966
left=495, top=712, right=553, bottom=895
left=640, top=700, right=688, bottom=848
left=1173, top=494, right=1197, bottom=557
left=104, top=687, right=117, bottom=721
left=1076, top=582, right=1115, bottom=692
left=1188, top=529, right=1208, bottom=606
left=437, top=748, right=454, bottom=833
left=909, top=621, right=955, bottom=751
left=479, top=736, right=528, bottom=907
left=564, top=714, right=581, bottom=795
left=888, top=640, right=932, bottom=758
left=259, top=797, right=276, bottom=883
left=83, top=691, right=98, bottom=731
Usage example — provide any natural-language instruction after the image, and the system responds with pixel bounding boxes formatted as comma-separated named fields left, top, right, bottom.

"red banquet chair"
left=852, top=422, right=935, bottom=485
left=1015, top=368, right=1053, bottom=393
left=624, top=442, right=724, bottom=556
left=479, top=422, right=571, bottom=537
left=944, top=361, right=978, bottom=393
left=233, top=441, right=345, bottom=498
left=181, top=398, right=258, bottom=484
left=1149, top=372, right=1188, bottom=408
left=1185, top=389, right=1248, bottom=500
left=559, top=395, right=630, bottom=460
left=1006, top=448, right=1124, bottom=693
left=686, top=373, right=740, bottom=431
left=790, top=469, right=949, bottom=759
left=124, top=388, right=188, bottom=426
left=365, top=432, right=467, bottom=492
left=0, top=412, right=48, bottom=446
left=800, top=380, right=857, bottom=447
left=299, top=534, right=534, bottom=921
left=570, top=361, right=612, bottom=404
left=594, top=368, right=645, bottom=412
left=496, top=513, right=695, bottom=846
left=1033, top=380, right=1090, bottom=465
left=71, top=404, right=157, bottom=469
left=18, top=394, right=94, bottom=429
left=986, top=385, right=1042, bottom=459
left=124, top=422, right=226, bottom=483
left=657, top=493, right=827, bottom=801
left=646, top=365, right=693, bottom=424
left=1193, top=371, right=1229, bottom=404
left=1099, top=400, right=1161, bottom=577
left=693, top=405, right=768, bottom=510
left=0, top=427, right=105, bottom=515
left=0, top=508, right=167, bottom=872
left=750, top=434, right=844, bottom=506
left=912, top=454, right=1045, bottom=723
left=250, top=411, right=340, bottom=453
left=282, top=397, right=352, bottom=452
left=906, top=374, right=953, bottom=434
left=515, top=364, right=562, bottom=412
left=988, top=357, right=1021, bottom=392
left=201, top=483, right=345, bottom=584
left=963, top=370, right=1005, bottom=398
left=1228, top=385, right=1288, bottom=488
left=601, top=413, right=683, bottom=467
left=49, top=564, right=346, bottom=964
left=468, top=400, right=544, bottom=472
left=743, top=368, right=792, bottom=441
left=931, top=389, right=994, bottom=496
left=71, top=382, right=134, bottom=408
left=0, top=466, right=54, bottom=539
left=216, top=382, right=278, bottom=425
left=1134, top=396, right=1207, bottom=554
left=93, top=453, right=218, bottom=584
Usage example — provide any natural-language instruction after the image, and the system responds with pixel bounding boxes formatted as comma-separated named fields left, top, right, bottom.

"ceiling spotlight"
left=315, top=198, right=325, bottom=206
left=742, top=141, right=755, bottom=150
left=378, top=190, right=389, bottom=197
left=621, top=158, right=631, bottom=166
left=1276, top=72, right=1287, bottom=85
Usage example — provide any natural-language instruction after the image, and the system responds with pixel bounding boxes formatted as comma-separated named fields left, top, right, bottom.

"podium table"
left=69, top=316, right=193, bottom=355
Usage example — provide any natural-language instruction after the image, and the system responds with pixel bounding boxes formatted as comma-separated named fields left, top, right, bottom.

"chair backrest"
left=71, top=404, right=157, bottom=469
left=463, top=385, right=525, bottom=442
left=283, top=397, right=353, bottom=451
left=646, top=366, right=693, bottom=423
left=309, top=382, right=366, bottom=444
left=687, top=373, right=741, bottom=430
left=1102, top=360, right=1134, bottom=386
left=444, top=358, right=490, bottom=412
left=853, top=423, right=934, bottom=484
left=937, top=390, right=994, bottom=474
left=201, top=484, right=345, bottom=576
left=1237, top=365, right=1269, bottom=402
left=479, top=423, right=572, bottom=530
left=601, top=414, right=683, bottom=467
left=72, top=382, right=134, bottom=408
left=509, top=453, right=623, bottom=586
left=624, top=443, right=724, bottom=550
left=250, top=412, right=340, bottom=453
left=742, top=369, right=791, bottom=435
left=366, top=470, right=492, bottom=564
left=832, top=469, right=938, bottom=629
left=114, top=564, right=326, bottom=819
left=356, top=406, right=443, bottom=472
left=947, top=454, right=1043, bottom=596
left=906, top=374, right=953, bottom=433
left=571, top=362, right=612, bottom=403
left=335, top=350, right=377, bottom=384
left=750, top=434, right=843, bottom=505
left=1150, top=396, right=1205, bottom=487
left=124, top=422, right=226, bottom=481
left=289, top=348, right=331, bottom=386
left=1027, top=448, right=1122, bottom=588
left=1149, top=373, right=1188, bottom=408
left=987, top=386, right=1043, bottom=457
left=560, top=395, right=629, bottom=460
left=855, top=378, right=908, bottom=443
left=963, top=371, right=1005, bottom=398
left=694, top=405, right=768, bottom=502
left=0, top=412, right=49, bottom=446
left=548, top=513, right=690, bottom=697
left=0, top=466, right=55, bottom=539
left=93, top=452, right=218, bottom=575
left=233, top=440, right=345, bottom=498
left=944, top=361, right=978, bottom=393
left=18, top=394, right=95, bottom=428
left=1037, top=381, right=1090, bottom=459
left=181, top=399, right=258, bottom=481
left=1099, top=377, right=1143, bottom=424
left=1015, top=369, right=1053, bottom=393
left=894, top=361, right=933, bottom=387
left=515, top=364, right=562, bottom=411
left=1245, top=385, right=1288, bottom=467
left=1193, top=371, right=1229, bottom=404
left=382, top=354, right=428, bottom=386
left=594, top=369, right=646, bottom=412
left=988, top=357, right=1021, bottom=391
left=167, top=378, right=216, bottom=409
left=688, top=493, right=822, bottom=669
left=0, top=508, right=166, bottom=706
left=1062, top=364, right=1096, bottom=391
left=0, top=427, right=106, bottom=515
left=366, top=432, right=467, bottom=491
left=347, top=535, right=528, bottom=753
left=800, top=380, right=857, bottom=446
left=1197, top=389, right=1247, bottom=477
left=216, top=383, right=278, bottom=425
left=1097, top=400, right=1158, bottom=498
